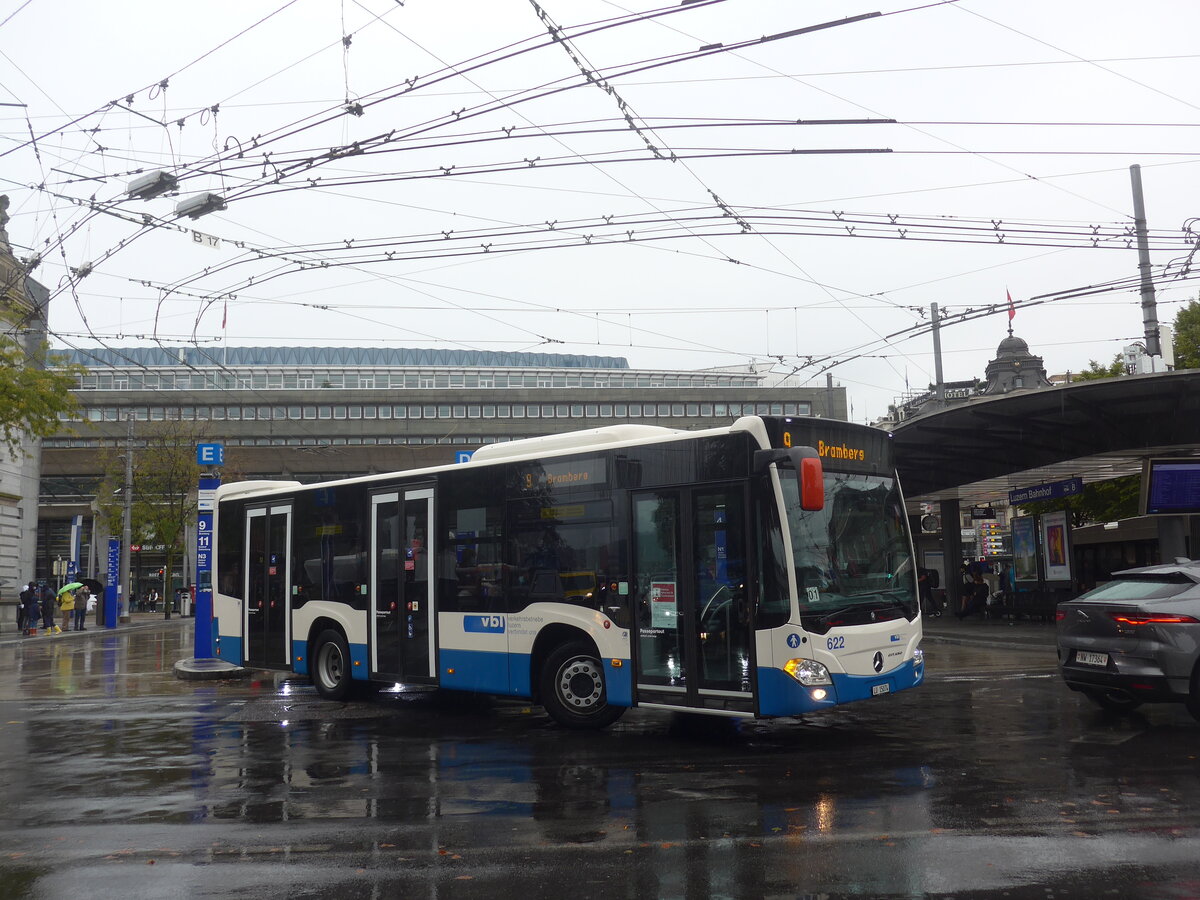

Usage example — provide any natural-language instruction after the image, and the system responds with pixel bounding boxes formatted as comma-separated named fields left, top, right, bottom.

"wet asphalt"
left=1, top=616, right=1198, bottom=899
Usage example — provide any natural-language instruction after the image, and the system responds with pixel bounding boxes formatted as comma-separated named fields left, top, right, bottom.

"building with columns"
left=0, top=195, right=51, bottom=599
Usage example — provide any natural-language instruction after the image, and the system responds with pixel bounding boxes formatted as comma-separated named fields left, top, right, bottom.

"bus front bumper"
left=756, top=655, right=924, bottom=717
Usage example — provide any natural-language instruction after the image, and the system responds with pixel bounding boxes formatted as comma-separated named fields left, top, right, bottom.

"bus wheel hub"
left=560, top=660, right=602, bottom=707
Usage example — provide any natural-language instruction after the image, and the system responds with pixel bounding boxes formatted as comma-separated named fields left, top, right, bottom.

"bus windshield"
left=780, top=470, right=917, bottom=625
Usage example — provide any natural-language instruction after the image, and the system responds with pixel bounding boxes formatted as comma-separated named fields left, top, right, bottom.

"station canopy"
left=891, top=370, right=1200, bottom=506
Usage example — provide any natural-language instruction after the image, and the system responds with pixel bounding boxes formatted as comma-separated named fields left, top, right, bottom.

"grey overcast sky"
left=2, top=0, right=1199, bottom=421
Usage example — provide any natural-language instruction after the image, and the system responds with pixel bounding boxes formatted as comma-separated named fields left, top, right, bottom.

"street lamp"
left=119, top=415, right=133, bottom=623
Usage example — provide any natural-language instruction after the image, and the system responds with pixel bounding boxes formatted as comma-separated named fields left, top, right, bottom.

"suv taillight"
left=1108, top=613, right=1200, bottom=626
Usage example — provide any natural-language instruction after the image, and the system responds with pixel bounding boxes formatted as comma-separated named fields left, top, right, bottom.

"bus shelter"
left=891, top=370, right=1200, bottom=616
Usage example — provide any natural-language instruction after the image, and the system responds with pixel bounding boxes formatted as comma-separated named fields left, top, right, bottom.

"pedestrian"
left=19, top=581, right=39, bottom=635
left=956, top=572, right=991, bottom=620
left=38, top=582, right=56, bottom=634
left=74, top=587, right=90, bottom=631
left=917, top=568, right=938, bottom=618
left=18, top=581, right=32, bottom=633
left=56, top=587, right=74, bottom=635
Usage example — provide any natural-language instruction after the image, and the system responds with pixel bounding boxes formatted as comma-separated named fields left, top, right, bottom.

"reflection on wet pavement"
left=0, top=622, right=1197, bottom=898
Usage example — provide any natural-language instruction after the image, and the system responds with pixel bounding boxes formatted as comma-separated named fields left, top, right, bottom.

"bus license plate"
left=1075, top=651, right=1108, bottom=667
left=871, top=683, right=890, bottom=696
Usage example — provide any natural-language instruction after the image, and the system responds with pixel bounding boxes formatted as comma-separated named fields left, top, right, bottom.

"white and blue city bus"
left=212, top=415, right=923, bottom=728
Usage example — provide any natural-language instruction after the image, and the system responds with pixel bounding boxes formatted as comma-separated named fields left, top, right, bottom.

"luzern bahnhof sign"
left=1008, top=477, right=1083, bottom=506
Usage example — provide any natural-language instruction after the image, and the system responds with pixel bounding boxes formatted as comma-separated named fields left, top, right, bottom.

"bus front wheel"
left=541, top=641, right=625, bottom=730
left=312, top=629, right=352, bottom=701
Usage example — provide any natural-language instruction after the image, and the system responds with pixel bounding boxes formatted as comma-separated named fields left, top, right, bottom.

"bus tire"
left=312, top=628, right=352, bottom=701
left=540, top=641, right=625, bottom=730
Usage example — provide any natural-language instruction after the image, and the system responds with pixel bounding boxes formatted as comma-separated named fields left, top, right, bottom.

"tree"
left=95, top=419, right=207, bottom=614
left=1172, top=298, right=1200, bottom=369
left=1017, top=474, right=1140, bottom=527
left=0, top=335, right=79, bottom=459
left=1071, top=354, right=1125, bottom=382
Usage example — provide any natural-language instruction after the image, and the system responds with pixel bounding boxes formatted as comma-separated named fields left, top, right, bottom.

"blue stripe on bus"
left=291, top=639, right=308, bottom=675
left=605, top=659, right=633, bottom=707
left=507, top=654, right=531, bottom=696
left=436, top=650, right=634, bottom=705
left=442, top=648, right=516, bottom=695
left=757, top=659, right=923, bottom=717
left=350, top=643, right=369, bottom=680
left=216, top=634, right=242, bottom=665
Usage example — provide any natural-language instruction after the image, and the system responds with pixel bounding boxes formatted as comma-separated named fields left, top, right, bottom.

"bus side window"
left=439, top=468, right=506, bottom=613
left=510, top=520, right=620, bottom=618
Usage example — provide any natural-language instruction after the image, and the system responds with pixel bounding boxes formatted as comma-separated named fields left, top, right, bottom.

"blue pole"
left=194, top=474, right=220, bottom=658
left=105, top=537, right=120, bottom=628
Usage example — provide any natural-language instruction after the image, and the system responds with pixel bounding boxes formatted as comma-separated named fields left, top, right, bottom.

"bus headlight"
left=784, top=658, right=832, bottom=686
left=912, top=648, right=924, bottom=668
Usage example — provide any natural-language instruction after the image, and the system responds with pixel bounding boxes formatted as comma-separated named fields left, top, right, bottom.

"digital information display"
left=1143, top=458, right=1200, bottom=515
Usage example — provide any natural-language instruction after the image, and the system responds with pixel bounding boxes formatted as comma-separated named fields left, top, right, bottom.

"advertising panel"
left=1039, top=510, right=1072, bottom=585
left=1012, top=516, right=1039, bottom=583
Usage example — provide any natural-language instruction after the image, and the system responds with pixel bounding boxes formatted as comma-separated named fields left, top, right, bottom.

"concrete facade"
left=0, top=197, right=48, bottom=600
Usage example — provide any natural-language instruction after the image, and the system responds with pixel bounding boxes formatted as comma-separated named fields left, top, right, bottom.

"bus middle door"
left=244, top=504, right=292, bottom=669
left=371, top=486, right=436, bottom=682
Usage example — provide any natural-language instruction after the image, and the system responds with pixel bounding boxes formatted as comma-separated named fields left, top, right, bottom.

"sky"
left=2, top=0, right=1198, bottom=423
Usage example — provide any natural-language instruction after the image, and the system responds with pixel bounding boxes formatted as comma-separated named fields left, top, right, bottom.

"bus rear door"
left=244, top=503, right=292, bottom=669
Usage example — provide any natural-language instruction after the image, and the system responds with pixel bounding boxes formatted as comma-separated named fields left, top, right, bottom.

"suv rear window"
left=1077, top=575, right=1195, bottom=603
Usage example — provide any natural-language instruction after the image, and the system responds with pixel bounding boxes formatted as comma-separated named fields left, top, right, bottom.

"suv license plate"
left=1075, top=650, right=1108, bottom=667
left=871, top=683, right=890, bottom=696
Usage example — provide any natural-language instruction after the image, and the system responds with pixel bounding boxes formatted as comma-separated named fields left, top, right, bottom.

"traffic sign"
left=196, top=443, right=225, bottom=466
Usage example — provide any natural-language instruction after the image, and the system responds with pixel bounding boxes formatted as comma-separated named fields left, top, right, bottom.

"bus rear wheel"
left=541, top=641, right=625, bottom=730
left=312, top=629, right=352, bottom=701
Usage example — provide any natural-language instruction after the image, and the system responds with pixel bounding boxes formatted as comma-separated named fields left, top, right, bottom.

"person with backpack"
left=73, top=586, right=90, bottom=631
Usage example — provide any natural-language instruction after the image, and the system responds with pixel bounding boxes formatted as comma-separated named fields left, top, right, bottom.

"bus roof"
left=470, top=424, right=679, bottom=462
left=211, top=415, right=827, bottom=502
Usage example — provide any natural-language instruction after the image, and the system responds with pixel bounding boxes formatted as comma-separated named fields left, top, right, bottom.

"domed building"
left=879, top=324, right=1055, bottom=426
left=981, top=332, right=1053, bottom=395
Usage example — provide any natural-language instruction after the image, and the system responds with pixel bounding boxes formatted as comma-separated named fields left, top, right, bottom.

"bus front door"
left=371, top=486, right=436, bottom=682
left=245, top=504, right=292, bottom=669
left=632, top=484, right=753, bottom=714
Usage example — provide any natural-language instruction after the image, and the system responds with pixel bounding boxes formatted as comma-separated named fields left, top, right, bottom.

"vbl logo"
left=465, top=615, right=505, bottom=634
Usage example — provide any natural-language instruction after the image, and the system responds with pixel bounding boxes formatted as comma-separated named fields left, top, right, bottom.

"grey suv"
left=1057, top=560, right=1200, bottom=721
